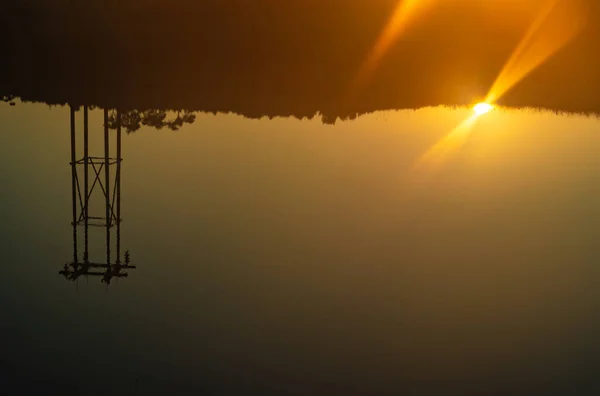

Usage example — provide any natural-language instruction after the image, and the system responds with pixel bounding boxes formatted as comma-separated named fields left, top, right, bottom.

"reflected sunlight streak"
left=354, top=0, right=435, bottom=90
left=485, top=0, right=587, bottom=103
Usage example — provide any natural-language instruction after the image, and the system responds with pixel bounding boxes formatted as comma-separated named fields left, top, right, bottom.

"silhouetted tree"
left=107, top=109, right=196, bottom=133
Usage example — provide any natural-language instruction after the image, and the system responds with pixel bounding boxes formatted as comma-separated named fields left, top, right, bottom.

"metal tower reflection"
left=60, top=105, right=136, bottom=284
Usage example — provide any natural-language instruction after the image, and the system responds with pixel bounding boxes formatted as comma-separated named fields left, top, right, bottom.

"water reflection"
left=60, top=105, right=136, bottom=284
left=3, top=2, right=600, bottom=120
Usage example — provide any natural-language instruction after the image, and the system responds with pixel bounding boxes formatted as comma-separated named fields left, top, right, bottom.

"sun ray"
left=412, top=113, right=480, bottom=171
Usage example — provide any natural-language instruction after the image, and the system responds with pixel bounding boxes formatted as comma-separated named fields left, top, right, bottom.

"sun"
left=473, top=102, right=494, bottom=116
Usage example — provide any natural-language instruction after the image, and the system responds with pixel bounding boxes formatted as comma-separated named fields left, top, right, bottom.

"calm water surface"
left=2, top=103, right=600, bottom=395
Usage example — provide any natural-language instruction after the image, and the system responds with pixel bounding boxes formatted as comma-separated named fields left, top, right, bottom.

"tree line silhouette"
left=107, top=109, right=196, bottom=133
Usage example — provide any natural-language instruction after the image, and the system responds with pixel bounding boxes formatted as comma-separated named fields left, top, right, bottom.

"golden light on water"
left=356, top=0, right=586, bottom=104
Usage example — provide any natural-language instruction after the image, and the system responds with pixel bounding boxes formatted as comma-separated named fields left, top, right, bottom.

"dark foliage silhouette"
left=107, top=109, right=196, bottom=132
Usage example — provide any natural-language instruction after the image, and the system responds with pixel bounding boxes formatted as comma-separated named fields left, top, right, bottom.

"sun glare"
left=473, top=103, right=494, bottom=116
left=407, top=0, right=587, bottom=173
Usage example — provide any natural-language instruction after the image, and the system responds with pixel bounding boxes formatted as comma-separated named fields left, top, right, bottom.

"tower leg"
left=104, top=109, right=111, bottom=264
left=116, top=109, right=122, bottom=264
left=84, top=105, right=89, bottom=263
left=70, top=105, right=78, bottom=264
